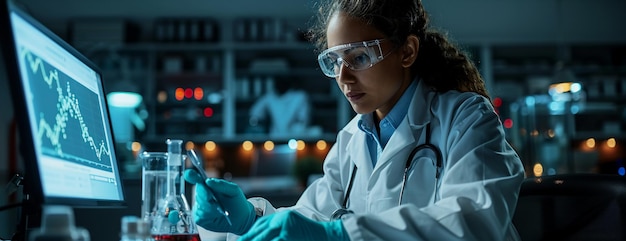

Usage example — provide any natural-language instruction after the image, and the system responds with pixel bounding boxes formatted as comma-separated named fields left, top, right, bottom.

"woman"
left=185, top=0, right=525, bottom=240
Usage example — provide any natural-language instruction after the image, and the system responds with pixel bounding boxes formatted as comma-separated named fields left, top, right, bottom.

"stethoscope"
left=331, top=122, right=443, bottom=220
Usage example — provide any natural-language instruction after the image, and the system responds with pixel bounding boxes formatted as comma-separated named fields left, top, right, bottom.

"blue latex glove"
left=183, top=169, right=256, bottom=235
left=238, top=210, right=349, bottom=241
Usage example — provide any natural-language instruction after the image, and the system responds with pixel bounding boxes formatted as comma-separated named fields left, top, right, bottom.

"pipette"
left=187, top=149, right=232, bottom=226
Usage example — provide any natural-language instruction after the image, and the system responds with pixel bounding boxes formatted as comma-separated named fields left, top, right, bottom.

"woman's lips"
left=346, top=92, right=365, bottom=101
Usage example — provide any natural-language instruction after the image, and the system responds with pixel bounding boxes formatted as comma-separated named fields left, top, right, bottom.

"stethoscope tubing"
left=334, top=122, right=443, bottom=219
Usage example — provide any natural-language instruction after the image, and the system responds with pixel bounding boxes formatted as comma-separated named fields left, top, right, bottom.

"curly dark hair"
left=308, top=0, right=490, bottom=99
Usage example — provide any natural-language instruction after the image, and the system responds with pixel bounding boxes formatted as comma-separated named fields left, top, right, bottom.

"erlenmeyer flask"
left=143, top=139, right=199, bottom=241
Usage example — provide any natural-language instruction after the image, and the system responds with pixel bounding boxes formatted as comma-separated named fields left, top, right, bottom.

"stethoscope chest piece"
left=331, top=208, right=354, bottom=220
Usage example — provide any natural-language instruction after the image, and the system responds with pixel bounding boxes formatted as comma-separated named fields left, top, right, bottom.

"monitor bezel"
left=0, top=0, right=126, bottom=209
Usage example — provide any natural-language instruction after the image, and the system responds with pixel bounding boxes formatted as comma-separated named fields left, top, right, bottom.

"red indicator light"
left=493, top=97, right=502, bottom=108
left=203, top=107, right=214, bottom=117
left=504, top=118, right=513, bottom=129
left=184, top=88, right=193, bottom=99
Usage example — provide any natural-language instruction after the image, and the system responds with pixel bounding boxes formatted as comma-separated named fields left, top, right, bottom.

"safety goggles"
left=317, top=38, right=392, bottom=78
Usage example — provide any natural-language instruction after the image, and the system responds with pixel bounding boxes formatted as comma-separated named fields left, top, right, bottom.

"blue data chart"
left=21, top=48, right=113, bottom=171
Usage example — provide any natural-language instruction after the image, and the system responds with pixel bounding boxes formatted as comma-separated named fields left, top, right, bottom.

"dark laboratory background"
left=1, top=0, right=625, bottom=240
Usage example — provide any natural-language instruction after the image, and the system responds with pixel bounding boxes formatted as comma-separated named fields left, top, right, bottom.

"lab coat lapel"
left=375, top=79, right=434, bottom=169
left=406, top=79, right=435, bottom=127
left=375, top=118, right=417, bottom=169
left=344, top=128, right=374, bottom=173
left=343, top=79, right=436, bottom=175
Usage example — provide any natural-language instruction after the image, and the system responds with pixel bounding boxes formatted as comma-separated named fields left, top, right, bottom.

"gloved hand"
left=183, top=169, right=256, bottom=235
left=238, top=210, right=349, bottom=241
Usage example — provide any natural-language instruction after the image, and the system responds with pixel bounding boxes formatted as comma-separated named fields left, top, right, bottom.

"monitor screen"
left=0, top=0, right=124, bottom=214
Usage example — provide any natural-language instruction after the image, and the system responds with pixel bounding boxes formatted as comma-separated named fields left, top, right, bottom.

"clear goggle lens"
left=317, top=39, right=389, bottom=78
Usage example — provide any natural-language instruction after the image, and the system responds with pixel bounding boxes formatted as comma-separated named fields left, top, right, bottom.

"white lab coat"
left=249, top=89, right=311, bottom=137
left=242, top=79, right=525, bottom=241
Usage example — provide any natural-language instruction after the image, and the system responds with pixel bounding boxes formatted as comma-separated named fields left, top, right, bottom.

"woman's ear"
left=401, top=35, right=419, bottom=68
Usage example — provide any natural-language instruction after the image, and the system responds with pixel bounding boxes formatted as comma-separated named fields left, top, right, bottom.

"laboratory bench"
left=71, top=175, right=302, bottom=241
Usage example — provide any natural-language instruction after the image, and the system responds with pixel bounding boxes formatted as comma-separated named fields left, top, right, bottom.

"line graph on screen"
left=21, top=47, right=113, bottom=171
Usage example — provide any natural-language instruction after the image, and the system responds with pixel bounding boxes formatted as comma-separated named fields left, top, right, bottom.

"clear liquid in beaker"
left=141, top=140, right=197, bottom=237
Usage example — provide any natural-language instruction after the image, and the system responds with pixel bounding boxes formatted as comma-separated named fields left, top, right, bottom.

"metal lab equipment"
left=508, top=82, right=596, bottom=176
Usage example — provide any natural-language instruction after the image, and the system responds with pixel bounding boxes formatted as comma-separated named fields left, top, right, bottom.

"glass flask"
left=141, top=139, right=199, bottom=241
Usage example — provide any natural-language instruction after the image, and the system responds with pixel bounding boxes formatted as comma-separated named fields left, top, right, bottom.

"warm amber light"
left=533, top=163, right=543, bottom=177
left=185, top=141, right=195, bottom=150
left=242, top=141, right=253, bottom=151
left=194, top=87, right=204, bottom=100
left=531, top=130, right=539, bottom=136
left=264, top=141, right=275, bottom=151
left=175, top=88, right=185, bottom=101
left=131, top=142, right=142, bottom=152
left=205, top=141, right=216, bottom=152
left=586, top=138, right=596, bottom=148
left=157, top=91, right=167, bottom=103
left=316, top=140, right=327, bottom=150
left=607, top=138, right=616, bottom=148
left=549, top=82, right=572, bottom=94
left=296, top=140, right=306, bottom=151
left=547, top=129, right=555, bottom=138
left=519, top=128, right=527, bottom=136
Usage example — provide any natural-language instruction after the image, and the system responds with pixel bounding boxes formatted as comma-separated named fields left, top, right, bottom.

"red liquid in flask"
left=152, top=234, right=201, bottom=241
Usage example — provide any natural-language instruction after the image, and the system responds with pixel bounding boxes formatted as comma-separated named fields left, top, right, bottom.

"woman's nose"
left=336, top=62, right=355, bottom=84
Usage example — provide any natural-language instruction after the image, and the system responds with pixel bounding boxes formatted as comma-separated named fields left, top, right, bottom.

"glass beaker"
left=141, top=139, right=199, bottom=241
left=140, top=151, right=168, bottom=228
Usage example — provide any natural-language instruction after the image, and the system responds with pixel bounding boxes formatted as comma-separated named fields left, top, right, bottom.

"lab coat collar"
left=341, top=117, right=374, bottom=172
left=347, top=130, right=375, bottom=173
left=407, top=78, right=436, bottom=128
left=343, top=78, right=436, bottom=172
left=373, top=79, right=436, bottom=171
left=375, top=116, right=417, bottom=168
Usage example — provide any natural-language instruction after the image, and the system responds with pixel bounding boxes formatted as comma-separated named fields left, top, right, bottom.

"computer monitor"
left=0, top=0, right=125, bottom=236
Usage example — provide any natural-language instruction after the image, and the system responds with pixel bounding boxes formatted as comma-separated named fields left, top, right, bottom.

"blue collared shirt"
left=357, top=80, right=417, bottom=166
